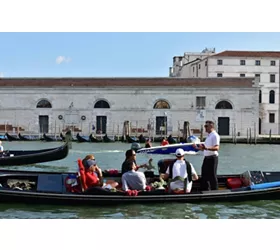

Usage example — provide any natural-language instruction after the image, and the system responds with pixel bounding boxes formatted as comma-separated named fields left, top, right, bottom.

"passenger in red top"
left=161, top=138, right=169, bottom=146
left=84, top=159, right=118, bottom=190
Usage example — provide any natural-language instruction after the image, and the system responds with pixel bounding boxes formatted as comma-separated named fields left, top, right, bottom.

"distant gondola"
left=89, top=133, right=102, bottom=143
left=0, top=143, right=69, bottom=166
left=167, top=135, right=177, bottom=144
left=18, top=133, right=39, bottom=141
left=77, top=133, right=90, bottom=143
left=126, top=135, right=139, bottom=143
left=103, top=134, right=114, bottom=143
left=5, top=132, right=20, bottom=141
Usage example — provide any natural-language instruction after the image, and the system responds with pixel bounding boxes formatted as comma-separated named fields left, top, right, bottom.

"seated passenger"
left=84, top=159, right=118, bottom=190
left=121, top=149, right=152, bottom=174
left=161, top=138, right=169, bottom=146
left=145, top=138, right=152, bottom=148
left=122, top=161, right=147, bottom=191
left=160, top=148, right=198, bottom=193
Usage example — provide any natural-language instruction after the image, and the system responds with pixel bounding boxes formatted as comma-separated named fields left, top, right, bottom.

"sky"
left=1, top=32, right=280, bottom=78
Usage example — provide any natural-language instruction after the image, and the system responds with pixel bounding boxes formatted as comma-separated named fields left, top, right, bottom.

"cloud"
left=56, top=56, right=71, bottom=64
left=0, top=72, right=3, bottom=78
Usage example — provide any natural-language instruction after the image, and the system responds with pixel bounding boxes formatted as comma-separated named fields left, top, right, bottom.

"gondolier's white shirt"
left=204, top=130, right=220, bottom=157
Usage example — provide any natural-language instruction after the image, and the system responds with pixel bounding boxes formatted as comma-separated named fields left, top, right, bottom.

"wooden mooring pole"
left=234, top=123, right=237, bottom=144
left=249, top=128, right=252, bottom=144
left=254, top=122, right=257, bottom=145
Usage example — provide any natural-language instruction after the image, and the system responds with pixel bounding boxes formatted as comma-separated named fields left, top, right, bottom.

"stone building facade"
left=170, top=49, right=280, bottom=134
left=0, top=77, right=259, bottom=137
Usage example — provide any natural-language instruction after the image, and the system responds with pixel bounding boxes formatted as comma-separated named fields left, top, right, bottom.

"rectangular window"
left=240, top=74, right=246, bottom=77
left=255, top=60, right=261, bottom=66
left=199, top=64, right=201, bottom=69
left=269, top=113, right=275, bottom=123
left=217, top=59, right=223, bottom=65
left=217, top=73, right=223, bottom=77
left=271, top=61, right=276, bottom=66
left=196, top=96, right=206, bottom=108
left=255, top=74, right=260, bottom=81
left=193, top=67, right=194, bottom=72
left=205, top=61, right=208, bottom=66
left=270, top=74, right=276, bottom=83
left=240, top=60, right=246, bottom=65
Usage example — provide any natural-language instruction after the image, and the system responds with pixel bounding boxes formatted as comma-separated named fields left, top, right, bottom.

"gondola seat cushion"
left=226, top=178, right=243, bottom=189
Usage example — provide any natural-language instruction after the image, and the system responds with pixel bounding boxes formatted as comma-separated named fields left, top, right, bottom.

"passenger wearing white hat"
left=160, top=148, right=198, bottom=193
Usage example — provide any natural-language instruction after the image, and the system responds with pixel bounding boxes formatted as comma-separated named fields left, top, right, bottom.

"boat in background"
left=0, top=142, right=69, bottom=166
left=5, top=132, right=20, bottom=141
left=136, top=142, right=203, bottom=155
left=77, top=133, right=90, bottom=143
left=89, top=134, right=102, bottom=143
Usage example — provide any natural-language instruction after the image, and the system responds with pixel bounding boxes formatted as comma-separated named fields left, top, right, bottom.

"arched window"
left=36, top=99, right=52, bottom=108
left=259, top=90, right=262, bottom=103
left=94, top=100, right=110, bottom=108
left=153, top=100, right=170, bottom=109
left=215, top=100, right=233, bottom=109
left=269, top=90, right=275, bottom=104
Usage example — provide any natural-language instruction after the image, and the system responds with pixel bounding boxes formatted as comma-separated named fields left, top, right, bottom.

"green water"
left=1, top=141, right=280, bottom=219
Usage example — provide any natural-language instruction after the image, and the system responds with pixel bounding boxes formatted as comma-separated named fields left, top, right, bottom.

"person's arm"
left=190, top=164, right=199, bottom=181
left=205, top=134, right=220, bottom=151
left=96, top=166, right=103, bottom=177
left=160, top=167, right=170, bottom=180
left=139, top=158, right=153, bottom=169
left=122, top=175, right=129, bottom=191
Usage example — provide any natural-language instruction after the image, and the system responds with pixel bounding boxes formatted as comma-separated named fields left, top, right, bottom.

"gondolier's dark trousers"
left=200, top=155, right=218, bottom=191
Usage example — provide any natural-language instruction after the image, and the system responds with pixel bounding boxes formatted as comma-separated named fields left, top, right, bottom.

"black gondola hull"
left=1, top=169, right=280, bottom=205
left=0, top=143, right=69, bottom=166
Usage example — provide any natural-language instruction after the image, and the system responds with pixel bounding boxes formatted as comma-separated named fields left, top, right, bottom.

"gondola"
left=5, top=132, right=20, bottom=141
left=0, top=166, right=280, bottom=205
left=43, top=133, right=62, bottom=142
left=89, top=134, right=102, bottom=143
left=103, top=134, right=114, bottom=143
left=18, top=133, right=39, bottom=141
left=77, top=133, right=90, bottom=143
left=167, top=135, right=177, bottom=144
left=0, top=135, right=8, bottom=141
left=0, top=142, right=69, bottom=166
left=126, top=135, right=139, bottom=143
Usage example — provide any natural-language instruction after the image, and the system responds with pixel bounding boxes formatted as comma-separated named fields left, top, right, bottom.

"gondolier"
left=193, top=120, right=220, bottom=191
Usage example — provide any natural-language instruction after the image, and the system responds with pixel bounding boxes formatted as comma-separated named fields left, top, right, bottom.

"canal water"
left=1, top=141, right=280, bottom=219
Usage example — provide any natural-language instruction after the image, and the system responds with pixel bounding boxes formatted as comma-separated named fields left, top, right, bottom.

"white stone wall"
left=0, top=86, right=258, bottom=137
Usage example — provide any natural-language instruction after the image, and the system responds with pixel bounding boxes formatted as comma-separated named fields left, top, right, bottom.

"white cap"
left=175, top=148, right=185, bottom=157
